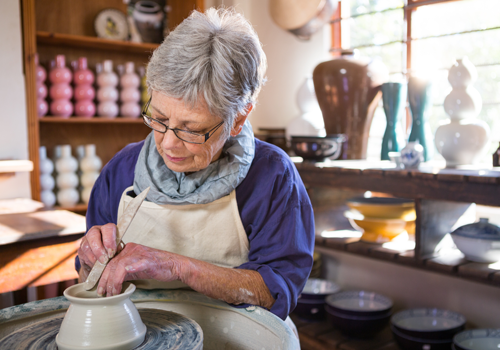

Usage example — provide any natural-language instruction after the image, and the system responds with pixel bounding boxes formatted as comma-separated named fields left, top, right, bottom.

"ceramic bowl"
left=453, top=329, right=500, bottom=350
left=344, top=210, right=413, bottom=240
left=294, top=279, right=340, bottom=321
left=450, top=218, right=500, bottom=263
left=325, top=305, right=391, bottom=337
left=346, top=197, right=415, bottom=220
left=56, top=282, right=146, bottom=350
left=291, top=134, right=346, bottom=161
left=391, top=308, right=466, bottom=341
left=325, top=290, right=393, bottom=317
left=299, top=278, right=341, bottom=300
left=392, top=325, right=454, bottom=350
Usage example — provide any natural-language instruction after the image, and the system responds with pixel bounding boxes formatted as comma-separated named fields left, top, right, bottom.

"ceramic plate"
left=0, top=309, right=203, bottom=350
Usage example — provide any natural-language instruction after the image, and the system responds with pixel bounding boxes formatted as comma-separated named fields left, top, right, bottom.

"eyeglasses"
left=142, top=98, right=224, bottom=144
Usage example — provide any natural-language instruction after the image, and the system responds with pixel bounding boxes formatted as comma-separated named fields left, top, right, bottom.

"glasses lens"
left=175, top=130, right=204, bottom=144
left=143, top=115, right=166, bottom=133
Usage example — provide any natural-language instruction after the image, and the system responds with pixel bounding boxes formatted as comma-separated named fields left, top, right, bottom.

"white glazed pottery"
left=450, top=218, right=500, bottom=263
left=435, top=57, right=490, bottom=167
left=56, top=282, right=146, bottom=350
left=453, top=329, right=500, bottom=350
left=400, top=142, right=424, bottom=169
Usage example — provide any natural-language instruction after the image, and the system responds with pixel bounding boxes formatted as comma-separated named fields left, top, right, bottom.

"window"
left=331, top=0, right=500, bottom=162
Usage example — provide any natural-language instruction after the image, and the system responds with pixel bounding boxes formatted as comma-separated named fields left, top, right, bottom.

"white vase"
left=39, top=146, right=56, bottom=207
left=80, top=144, right=102, bottom=204
left=434, top=57, right=490, bottom=167
left=55, top=145, right=79, bottom=207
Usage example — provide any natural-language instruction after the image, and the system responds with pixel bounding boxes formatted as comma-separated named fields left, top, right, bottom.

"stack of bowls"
left=345, top=197, right=416, bottom=243
left=450, top=218, right=500, bottom=263
left=294, top=278, right=340, bottom=321
left=453, top=329, right=500, bottom=349
left=325, top=290, right=393, bottom=337
left=391, top=308, right=466, bottom=349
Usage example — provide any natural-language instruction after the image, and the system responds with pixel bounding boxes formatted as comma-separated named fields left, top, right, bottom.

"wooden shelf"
left=36, top=31, right=159, bottom=54
left=39, top=116, right=145, bottom=124
left=295, top=160, right=500, bottom=207
left=55, top=203, right=88, bottom=213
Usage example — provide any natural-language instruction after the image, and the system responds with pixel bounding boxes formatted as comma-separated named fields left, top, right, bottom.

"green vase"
left=408, top=76, right=434, bottom=161
left=381, top=82, right=406, bottom=160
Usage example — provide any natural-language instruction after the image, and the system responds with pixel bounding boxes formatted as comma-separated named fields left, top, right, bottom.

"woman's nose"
left=161, top=129, right=183, bottom=149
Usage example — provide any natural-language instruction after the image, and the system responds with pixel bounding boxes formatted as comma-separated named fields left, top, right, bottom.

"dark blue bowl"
left=392, top=325, right=453, bottom=350
left=294, top=298, right=327, bottom=321
left=325, top=290, right=393, bottom=317
left=299, top=278, right=340, bottom=301
left=326, top=304, right=391, bottom=337
left=453, top=329, right=500, bottom=350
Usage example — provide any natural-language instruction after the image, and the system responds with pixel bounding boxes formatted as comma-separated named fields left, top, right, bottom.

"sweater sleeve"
left=235, top=141, right=315, bottom=320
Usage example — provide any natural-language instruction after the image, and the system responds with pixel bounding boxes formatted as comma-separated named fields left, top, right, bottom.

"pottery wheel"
left=0, top=308, right=203, bottom=350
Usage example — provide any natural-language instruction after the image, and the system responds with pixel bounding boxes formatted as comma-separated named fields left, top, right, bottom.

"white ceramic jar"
left=55, top=145, right=80, bottom=207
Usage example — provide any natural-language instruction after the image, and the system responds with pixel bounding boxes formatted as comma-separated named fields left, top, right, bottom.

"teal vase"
left=408, top=76, right=434, bottom=161
left=381, top=82, right=406, bottom=160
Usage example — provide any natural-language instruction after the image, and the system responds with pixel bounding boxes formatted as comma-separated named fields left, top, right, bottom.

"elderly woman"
left=76, top=8, right=314, bottom=322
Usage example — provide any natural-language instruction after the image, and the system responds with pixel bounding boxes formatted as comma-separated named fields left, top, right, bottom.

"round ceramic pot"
left=291, top=134, right=346, bottom=161
left=450, top=218, right=500, bottom=263
left=56, top=282, right=146, bottom=350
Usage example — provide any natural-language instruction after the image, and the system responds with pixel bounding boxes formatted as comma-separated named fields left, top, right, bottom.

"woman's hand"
left=77, top=223, right=118, bottom=280
left=96, top=243, right=182, bottom=297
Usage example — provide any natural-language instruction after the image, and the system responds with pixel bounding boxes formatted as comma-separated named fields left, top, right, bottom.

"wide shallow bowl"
left=291, top=134, right=346, bottom=161
left=326, top=305, right=391, bottom=337
left=56, top=282, right=147, bottom=350
left=453, top=329, right=500, bottom=350
left=392, top=325, right=453, bottom=350
left=345, top=210, right=413, bottom=240
left=299, top=278, right=341, bottom=300
left=325, top=290, right=393, bottom=317
left=347, top=197, right=415, bottom=220
left=391, top=308, right=466, bottom=340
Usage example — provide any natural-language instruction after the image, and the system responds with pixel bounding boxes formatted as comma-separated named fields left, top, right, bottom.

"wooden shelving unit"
left=36, top=31, right=159, bottom=54
left=294, top=160, right=500, bottom=288
left=22, top=0, right=204, bottom=202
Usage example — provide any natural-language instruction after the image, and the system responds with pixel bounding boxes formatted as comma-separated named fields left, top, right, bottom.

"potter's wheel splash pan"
left=0, top=308, right=203, bottom=350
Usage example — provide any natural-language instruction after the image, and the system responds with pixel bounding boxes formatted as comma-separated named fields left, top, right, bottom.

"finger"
left=86, top=226, right=108, bottom=264
left=124, top=259, right=150, bottom=275
left=101, top=223, right=118, bottom=259
left=109, top=260, right=128, bottom=296
left=78, top=238, right=97, bottom=267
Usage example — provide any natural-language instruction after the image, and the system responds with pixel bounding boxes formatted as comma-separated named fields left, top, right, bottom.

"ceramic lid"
left=451, top=218, right=500, bottom=240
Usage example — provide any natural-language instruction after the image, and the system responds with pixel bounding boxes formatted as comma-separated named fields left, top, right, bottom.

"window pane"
left=411, top=28, right=500, bottom=72
left=341, top=0, right=403, bottom=17
left=412, top=0, right=500, bottom=39
left=342, top=9, right=404, bottom=48
left=357, top=42, right=405, bottom=74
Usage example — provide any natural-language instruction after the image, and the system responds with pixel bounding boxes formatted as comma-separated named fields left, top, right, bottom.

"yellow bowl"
left=344, top=211, right=413, bottom=239
left=347, top=197, right=416, bottom=221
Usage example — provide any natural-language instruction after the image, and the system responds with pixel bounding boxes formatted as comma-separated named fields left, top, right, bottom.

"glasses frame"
left=141, top=97, right=224, bottom=144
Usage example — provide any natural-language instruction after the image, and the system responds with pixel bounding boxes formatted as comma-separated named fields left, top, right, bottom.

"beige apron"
left=117, top=186, right=298, bottom=338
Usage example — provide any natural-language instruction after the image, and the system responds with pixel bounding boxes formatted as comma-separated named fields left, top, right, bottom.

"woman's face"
left=150, top=91, right=246, bottom=173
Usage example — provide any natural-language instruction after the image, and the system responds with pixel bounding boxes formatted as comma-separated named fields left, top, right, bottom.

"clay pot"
left=56, top=282, right=146, bottom=350
left=313, top=51, right=388, bottom=159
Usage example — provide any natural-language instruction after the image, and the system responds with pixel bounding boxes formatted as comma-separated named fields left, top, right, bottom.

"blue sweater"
left=76, top=138, right=315, bottom=320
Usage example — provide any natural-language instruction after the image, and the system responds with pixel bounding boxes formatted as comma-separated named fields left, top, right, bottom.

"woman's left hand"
left=96, top=242, right=182, bottom=297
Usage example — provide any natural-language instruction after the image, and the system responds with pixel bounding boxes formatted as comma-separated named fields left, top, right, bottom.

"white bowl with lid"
left=450, top=218, right=500, bottom=263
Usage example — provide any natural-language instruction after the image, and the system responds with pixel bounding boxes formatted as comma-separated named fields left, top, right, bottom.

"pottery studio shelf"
left=294, top=159, right=500, bottom=288
left=36, top=31, right=159, bottom=54
left=39, top=117, right=145, bottom=123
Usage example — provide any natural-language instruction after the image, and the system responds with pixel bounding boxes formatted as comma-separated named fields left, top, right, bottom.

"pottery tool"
left=84, top=187, right=150, bottom=291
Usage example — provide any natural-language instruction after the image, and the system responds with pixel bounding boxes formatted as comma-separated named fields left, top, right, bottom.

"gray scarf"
left=133, top=120, right=255, bottom=205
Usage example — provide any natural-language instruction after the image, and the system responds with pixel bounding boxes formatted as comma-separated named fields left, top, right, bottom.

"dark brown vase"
left=313, top=52, right=388, bottom=159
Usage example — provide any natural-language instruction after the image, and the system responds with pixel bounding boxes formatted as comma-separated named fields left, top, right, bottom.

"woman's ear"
left=230, top=104, right=253, bottom=137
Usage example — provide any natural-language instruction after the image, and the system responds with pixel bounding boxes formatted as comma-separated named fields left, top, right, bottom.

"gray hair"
left=146, top=7, right=267, bottom=136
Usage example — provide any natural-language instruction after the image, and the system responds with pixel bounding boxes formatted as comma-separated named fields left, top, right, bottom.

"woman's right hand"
left=77, top=223, right=118, bottom=274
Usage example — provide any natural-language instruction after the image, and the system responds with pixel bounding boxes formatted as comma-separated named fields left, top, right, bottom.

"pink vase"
left=35, top=53, right=48, bottom=117
left=119, top=62, right=141, bottom=118
left=96, top=60, right=118, bottom=118
left=73, top=57, right=96, bottom=118
left=49, top=55, right=73, bottom=117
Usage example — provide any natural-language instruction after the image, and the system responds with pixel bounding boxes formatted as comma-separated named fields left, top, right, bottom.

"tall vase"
left=35, top=53, right=48, bottom=117
left=381, top=82, right=406, bottom=160
left=313, top=50, right=388, bottom=159
left=74, top=57, right=96, bottom=118
left=39, top=146, right=56, bottom=207
left=434, top=57, right=490, bottom=167
left=55, top=145, right=79, bottom=207
left=49, top=55, right=73, bottom=118
left=408, top=76, right=434, bottom=161
left=80, top=144, right=102, bottom=204
left=97, top=60, right=119, bottom=118
left=120, top=62, right=141, bottom=118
